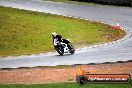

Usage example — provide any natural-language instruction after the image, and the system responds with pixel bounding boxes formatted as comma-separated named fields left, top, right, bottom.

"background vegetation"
left=72, top=0, right=132, bottom=6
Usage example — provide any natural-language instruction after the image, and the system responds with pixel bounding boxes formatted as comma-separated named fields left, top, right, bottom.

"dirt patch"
left=0, top=62, right=132, bottom=84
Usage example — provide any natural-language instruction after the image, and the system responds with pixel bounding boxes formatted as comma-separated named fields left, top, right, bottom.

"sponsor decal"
left=85, top=74, right=131, bottom=83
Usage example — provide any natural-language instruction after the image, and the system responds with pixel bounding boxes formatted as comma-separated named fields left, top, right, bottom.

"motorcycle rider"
left=52, top=32, right=75, bottom=54
left=52, top=32, right=71, bottom=48
left=52, top=32, right=63, bottom=47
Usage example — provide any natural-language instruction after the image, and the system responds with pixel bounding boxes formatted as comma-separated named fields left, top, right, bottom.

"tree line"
left=71, top=0, right=132, bottom=6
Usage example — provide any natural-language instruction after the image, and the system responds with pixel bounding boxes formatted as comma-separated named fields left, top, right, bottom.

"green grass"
left=0, top=6, right=125, bottom=56
left=0, top=82, right=132, bottom=88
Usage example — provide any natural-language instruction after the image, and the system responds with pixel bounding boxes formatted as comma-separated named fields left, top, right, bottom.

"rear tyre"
left=68, top=43, right=75, bottom=54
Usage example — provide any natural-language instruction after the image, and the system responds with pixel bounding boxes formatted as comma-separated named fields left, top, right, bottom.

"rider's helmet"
left=52, top=32, right=57, bottom=37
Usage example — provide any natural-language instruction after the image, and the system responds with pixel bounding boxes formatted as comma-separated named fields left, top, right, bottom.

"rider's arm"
left=54, top=38, right=58, bottom=46
left=56, top=35, right=63, bottom=42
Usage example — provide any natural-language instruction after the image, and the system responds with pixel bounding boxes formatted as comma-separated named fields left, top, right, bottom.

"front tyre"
left=55, top=46, right=64, bottom=55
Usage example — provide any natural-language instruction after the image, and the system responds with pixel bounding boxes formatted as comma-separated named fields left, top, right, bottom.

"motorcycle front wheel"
left=55, top=46, right=64, bottom=55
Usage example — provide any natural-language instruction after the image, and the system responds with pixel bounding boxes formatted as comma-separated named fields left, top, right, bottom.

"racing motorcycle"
left=53, top=38, right=75, bottom=55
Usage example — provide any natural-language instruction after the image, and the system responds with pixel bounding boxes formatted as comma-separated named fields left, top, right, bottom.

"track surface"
left=0, top=0, right=132, bottom=68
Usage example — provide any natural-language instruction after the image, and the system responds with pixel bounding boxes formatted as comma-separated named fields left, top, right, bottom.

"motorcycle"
left=53, top=38, right=75, bottom=55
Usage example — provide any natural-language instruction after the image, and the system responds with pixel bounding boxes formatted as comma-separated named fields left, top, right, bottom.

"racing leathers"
left=53, top=35, right=63, bottom=47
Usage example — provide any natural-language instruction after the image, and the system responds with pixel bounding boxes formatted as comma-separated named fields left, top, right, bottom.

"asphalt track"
left=0, top=0, right=132, bottom=68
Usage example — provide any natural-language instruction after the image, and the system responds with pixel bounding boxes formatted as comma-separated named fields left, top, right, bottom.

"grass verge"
left=0, top=6, right=125, bottom=57
left=45, top=0, right=102, bottom=5
left=0, top=82, right=132, bottom=88
left=45, top=0, right=131, bottom=7
left=46, top=0, right=70, bottom=2
left=45, top=0, right=93, bottom=4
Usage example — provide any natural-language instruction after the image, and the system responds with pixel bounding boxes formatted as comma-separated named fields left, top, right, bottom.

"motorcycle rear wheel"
left=68, top=43, right=75, bottom=54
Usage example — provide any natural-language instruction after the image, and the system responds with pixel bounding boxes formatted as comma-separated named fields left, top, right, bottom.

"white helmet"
left=52, top=32, right=57, bottom=37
